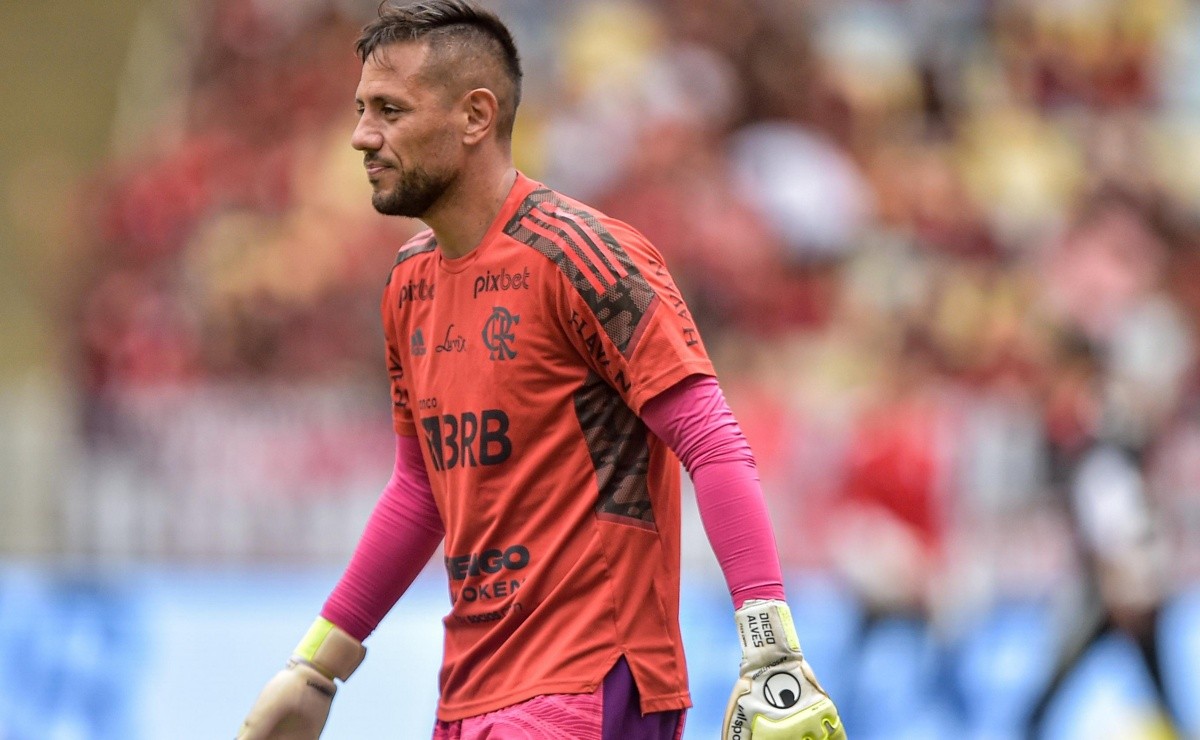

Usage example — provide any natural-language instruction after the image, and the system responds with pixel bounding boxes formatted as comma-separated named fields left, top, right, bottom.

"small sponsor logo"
left=435, top=323, right=467, bottom=353
left=482, top=306, right=520, bottom=361
left=454, top=581, right=522, bottom=604
left=411, top=328, right=427, bottom=356
left=751, top=657, right=789, bottom=680
left=421, top=409, right=512, bottom=470
left=763, top=672, right=802, bottom=709
left=567, top=310, right=631, bottom=392
left=446, top=545, right=531, bottom=581
left=473, top=267, right=531, bottom=298
left=655, top=263, right=700, bottom=347
left=396, top=277, right=435, bottom=308
left=729, top=705, right=747, bottom=740
left=392, top=387, right=409, bottom=409
left=447, top=546, right=530, bottom=607
left=451, top=601, right=526, bottom=625
left=305, top=679, right=335, bottom=698
left=567, top=310, right=605, bottom=363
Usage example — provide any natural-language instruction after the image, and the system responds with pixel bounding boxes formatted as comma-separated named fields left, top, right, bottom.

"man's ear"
left=462, top=88, right=499, bottom=145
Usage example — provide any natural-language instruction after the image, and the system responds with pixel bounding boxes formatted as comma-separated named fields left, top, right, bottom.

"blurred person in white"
left=1030, top=442, right=1180, bottom=737
left=236, top=1, right=843, bottom=738
left=1029, top=329, right=1192, bottom=738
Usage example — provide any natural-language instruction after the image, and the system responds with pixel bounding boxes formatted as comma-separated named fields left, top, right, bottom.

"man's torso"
left=382, top=174, right=713, bottom=719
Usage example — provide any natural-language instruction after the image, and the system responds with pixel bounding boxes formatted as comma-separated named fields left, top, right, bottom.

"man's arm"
left=237, top=434, right=443, bottom=739
left=640, top=373, right=786, bottom=608
left=320, top=434, right=444, bottom=640
left=641, top=375, right=845, bottom=740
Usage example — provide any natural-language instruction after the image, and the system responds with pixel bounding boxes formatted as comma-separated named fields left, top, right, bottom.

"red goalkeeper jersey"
left=381, top=172, right=714, bottom=720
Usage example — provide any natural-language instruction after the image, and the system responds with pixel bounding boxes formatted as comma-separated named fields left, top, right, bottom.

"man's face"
left=352, top=42, right=461, bottom=217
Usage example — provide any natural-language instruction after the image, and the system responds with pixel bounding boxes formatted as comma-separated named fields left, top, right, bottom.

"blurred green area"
left=0, top=0, right=144, bottom=378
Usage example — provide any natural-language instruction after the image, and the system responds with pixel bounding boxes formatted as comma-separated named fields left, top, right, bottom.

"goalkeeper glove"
left=723, top=599, right=845, bottom=739
left=237, top=617, right=366, bottom=740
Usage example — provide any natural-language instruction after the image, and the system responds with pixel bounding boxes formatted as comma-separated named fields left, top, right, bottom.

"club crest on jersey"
left=482, top=306, right=520, bottom=361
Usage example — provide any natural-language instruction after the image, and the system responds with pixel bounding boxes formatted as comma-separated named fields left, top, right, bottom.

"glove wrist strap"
left=293, top=617, right=366, bottom=682
left=734, top=599, right=802, bottom=666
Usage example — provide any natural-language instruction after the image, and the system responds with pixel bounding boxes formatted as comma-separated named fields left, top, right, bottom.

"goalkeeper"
left=238, top=1, right=844, bottom=738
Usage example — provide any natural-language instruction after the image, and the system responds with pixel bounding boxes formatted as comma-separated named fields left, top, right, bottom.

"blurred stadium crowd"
left=36, top=0, right=1200, bottom=736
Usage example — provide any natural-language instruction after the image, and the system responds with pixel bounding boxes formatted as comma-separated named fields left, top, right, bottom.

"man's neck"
left=424, top=164, right=518, bottom=260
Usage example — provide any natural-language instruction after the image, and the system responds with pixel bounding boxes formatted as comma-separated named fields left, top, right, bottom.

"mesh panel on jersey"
left=504, top=189, right=656, bottom=357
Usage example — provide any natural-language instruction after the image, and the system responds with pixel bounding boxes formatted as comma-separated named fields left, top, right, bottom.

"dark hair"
left=357, top=1, right=523, bottom=139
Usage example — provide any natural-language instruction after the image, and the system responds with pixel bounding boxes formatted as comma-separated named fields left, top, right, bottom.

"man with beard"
left=237, top=2, right=843, bottom=738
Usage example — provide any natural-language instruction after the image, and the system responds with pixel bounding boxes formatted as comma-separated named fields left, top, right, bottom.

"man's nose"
left=351, top=115, right=382, bottom=152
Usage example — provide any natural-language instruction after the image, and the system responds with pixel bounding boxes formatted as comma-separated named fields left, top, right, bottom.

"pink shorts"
left=432, top=658, right=685, bottom=740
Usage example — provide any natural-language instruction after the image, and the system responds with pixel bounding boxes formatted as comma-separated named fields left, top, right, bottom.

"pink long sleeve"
left=640, top=374, right=787, bottom=609
left=320, top=434, right=444, bottom=641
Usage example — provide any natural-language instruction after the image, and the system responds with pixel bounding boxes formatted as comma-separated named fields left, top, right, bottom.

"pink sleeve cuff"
left=640, top=374, right=787, bottom=609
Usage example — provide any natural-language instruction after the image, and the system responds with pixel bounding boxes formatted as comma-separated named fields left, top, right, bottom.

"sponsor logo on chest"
left=473, top=267, right=530, bottom=298
left=396, top=277, right=435, bottom=308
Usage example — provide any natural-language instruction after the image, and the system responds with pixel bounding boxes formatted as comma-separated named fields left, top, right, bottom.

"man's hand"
left=238, top=618, right=366, bottom=740
left=722, top=600, right=845, bottom=739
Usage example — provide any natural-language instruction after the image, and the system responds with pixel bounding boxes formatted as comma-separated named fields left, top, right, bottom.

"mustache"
left=364, top=155, right=394, bottom=168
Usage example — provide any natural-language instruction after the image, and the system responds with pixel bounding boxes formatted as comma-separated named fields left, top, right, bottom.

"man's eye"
left=382, top=106, right=401, bottom=116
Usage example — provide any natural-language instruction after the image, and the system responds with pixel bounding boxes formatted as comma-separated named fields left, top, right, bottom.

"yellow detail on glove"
left=294, top=617, right=366, bottom=681
left=775, top=603, right=801, bottom=653
left=751, top=699, right=845, bottom=739
left=295, top=618, right=337, bottom=665
left=237, top=618, right=366, bottom=739
left=722, top=600, right=846, bottom=740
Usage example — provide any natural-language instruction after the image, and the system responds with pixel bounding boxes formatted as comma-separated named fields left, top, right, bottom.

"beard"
left=370, top=163, right=455, bottom=218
